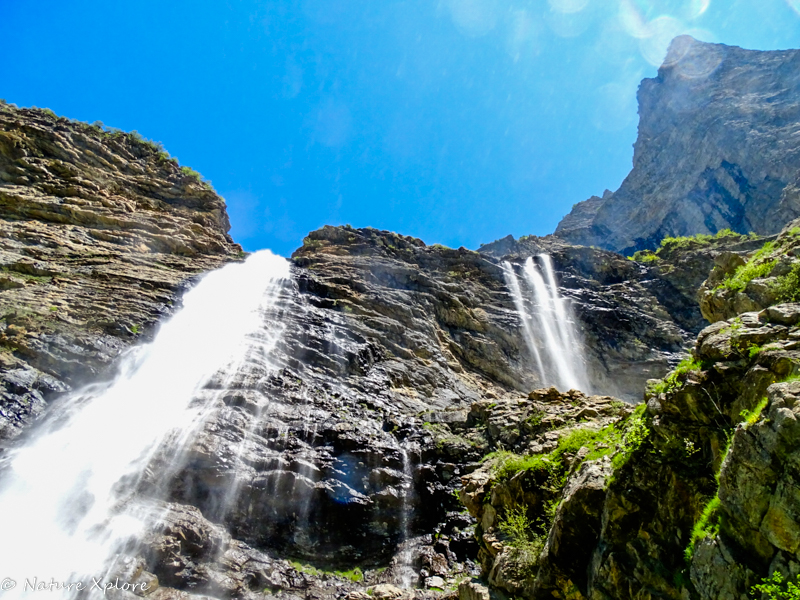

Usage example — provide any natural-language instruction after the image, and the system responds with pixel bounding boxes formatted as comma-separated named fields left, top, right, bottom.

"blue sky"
left=2, top=1, right=798, bottom=255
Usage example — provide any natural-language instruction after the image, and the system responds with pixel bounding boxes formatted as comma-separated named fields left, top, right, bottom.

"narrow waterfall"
left=502, top=255, right=590, bottom=393
left=396, top=444, right=416, bottom=588
left=0, top=251, right=290, bottom=597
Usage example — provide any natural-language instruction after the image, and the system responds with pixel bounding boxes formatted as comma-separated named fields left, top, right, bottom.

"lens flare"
left=444, top=0, right=498, bottom=37
left=619, top=0, right=650, bottom=38
left=548, top=0, right=590, bottom=14
left=787, top=0, right=800, bottom=15
left=546, top=5, right=594, bottom=38
left=687, top=0, right=711, bottom=19
left=639, top=15, right=685, bottom=67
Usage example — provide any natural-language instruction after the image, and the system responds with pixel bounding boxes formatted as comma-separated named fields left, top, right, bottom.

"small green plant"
left=773, top=262, right=800, bottom=303
left=610, top=404, right=649, bottom=470
left=648, top=356, right=705, bottom=395
left=180, top=165, right=203, bottom=181
left=718, top=240, right=777, bottom=293
left=684, top=496, right=722, bottom=562
left=683, top=438, right=700, bottom=457
left=630, top=250, right=660, bottom=263
left=498, top=506, right=544, bottom=572
left=49, top=306, right=58, bottom=312
left=740, top=396, right=769, bottom=427
left=130, top=324, right=141, bottom=334
left=752, top=571, right=800, bottom=599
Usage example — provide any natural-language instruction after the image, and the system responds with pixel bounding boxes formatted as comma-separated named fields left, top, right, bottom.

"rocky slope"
left=0, top=102, right=241, bottom=442
left=4, top=38, right=800, bottom=599
left=458, top=302, right=800, bottom=599
left=555, top=36, right=800, bottom=254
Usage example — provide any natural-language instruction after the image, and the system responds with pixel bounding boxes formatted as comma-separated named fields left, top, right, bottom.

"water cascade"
left=502, top=255, right=590, bottom=393
left=0, top=251, right=290, bottom=597
left=396, top=443, right=417, bottom=588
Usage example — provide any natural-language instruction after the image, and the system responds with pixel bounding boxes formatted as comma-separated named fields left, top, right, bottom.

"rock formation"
left=3, top=36, right=800, bottom=600
left=0, top=102, right=241, bottom=442
left=555, top=36, right=800, bottom=254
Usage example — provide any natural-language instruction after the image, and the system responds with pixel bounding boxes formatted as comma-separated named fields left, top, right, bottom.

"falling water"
left=396, top=445, right=416, bottom=588
left=0, top=251, right=290, bottom=598
left=503, top=255, right=590, bottom=393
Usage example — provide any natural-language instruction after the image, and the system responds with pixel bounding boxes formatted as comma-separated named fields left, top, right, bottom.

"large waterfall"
left=0, top=251, right=290, bottom=598
left=503, top=255, right=590, bottom=393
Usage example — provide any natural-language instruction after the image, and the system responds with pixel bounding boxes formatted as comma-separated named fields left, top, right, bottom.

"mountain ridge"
left=553, top=35, right=800, bottom=254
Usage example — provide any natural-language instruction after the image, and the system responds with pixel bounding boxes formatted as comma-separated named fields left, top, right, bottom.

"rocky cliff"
left=555, top=36, right=800, bottom=254
left=0, top=102, right=241, bottom=442
left=4, top=38, right=800, bottom=600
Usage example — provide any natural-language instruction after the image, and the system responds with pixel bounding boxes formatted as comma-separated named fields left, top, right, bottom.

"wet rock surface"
left=5, top=38, right=800, bottom=597
left=555, top=36, right=800, bottom=253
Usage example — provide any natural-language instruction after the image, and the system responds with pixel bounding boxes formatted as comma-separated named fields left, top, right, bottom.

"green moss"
left=740, top=396, right=769, bottom=427
left=492, top=404, right=648, bottom=482
left=684, top=496, right=722, bottom=562
left=647, top=356, right=705, bottom=396
left=717, top=240, right=777, bottom=292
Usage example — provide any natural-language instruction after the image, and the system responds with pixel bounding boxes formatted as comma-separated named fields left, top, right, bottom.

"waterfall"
left=396, top=444, right=416, bottom=588
left=502, top=255, right=590, bottom=393
left=0, top=251, right=290, bottom=598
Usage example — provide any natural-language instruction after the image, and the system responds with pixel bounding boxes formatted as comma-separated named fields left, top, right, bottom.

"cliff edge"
left=0, top=102, right=241, bottom=442
left=555, top=36, right=800, bottom=253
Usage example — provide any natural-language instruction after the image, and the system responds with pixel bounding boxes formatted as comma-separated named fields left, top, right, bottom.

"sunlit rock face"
left=0, top=103, right=241, bottom=442
left=555, top=36, right=800, bottom=253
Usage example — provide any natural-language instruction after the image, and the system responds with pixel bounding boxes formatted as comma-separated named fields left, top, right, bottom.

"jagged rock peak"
left=555, top=36, right=800, bottom=254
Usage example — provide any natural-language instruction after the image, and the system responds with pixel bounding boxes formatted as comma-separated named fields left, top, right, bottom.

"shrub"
left=630, top=250, right=660, bottom=263
left=773, top=262, right=800, bottom=302
left=498, top=506, right=545, bottom=571
left=647, top=356, right=705, bottom=395
left=752, top=572, right=800, bottom=599
left=718, top=240, right=777, bottom=292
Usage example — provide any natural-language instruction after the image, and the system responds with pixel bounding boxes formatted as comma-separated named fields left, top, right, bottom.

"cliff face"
left=555, top=36, right=800, bottom=254
left=0, top=103, right=241, bottom=442
left=4, top=39, right=800, bottom=600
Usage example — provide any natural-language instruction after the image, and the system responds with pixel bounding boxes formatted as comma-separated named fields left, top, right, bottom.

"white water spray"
left=503, top=255, right=589, bottom=392
left=0, top=251, right=290, bottom=597
left=396, top=445, right=416, bottom=588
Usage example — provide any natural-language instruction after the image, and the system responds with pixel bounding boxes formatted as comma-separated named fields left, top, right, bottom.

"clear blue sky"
left=2, top=1, right=798, bottom=255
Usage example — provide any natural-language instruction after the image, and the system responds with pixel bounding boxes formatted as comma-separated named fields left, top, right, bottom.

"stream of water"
left=503, top=255, right=590, bottom=393
left=0, top=251, right=290, bottom=598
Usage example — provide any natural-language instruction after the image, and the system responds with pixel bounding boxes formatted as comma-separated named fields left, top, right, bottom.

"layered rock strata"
left=0, top=103, right=241, bottom=442
left=555, top=36, right=800, bottom=253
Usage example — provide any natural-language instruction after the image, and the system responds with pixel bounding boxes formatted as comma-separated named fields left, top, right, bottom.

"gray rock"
left=555, top=36, right=800, bottom=253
